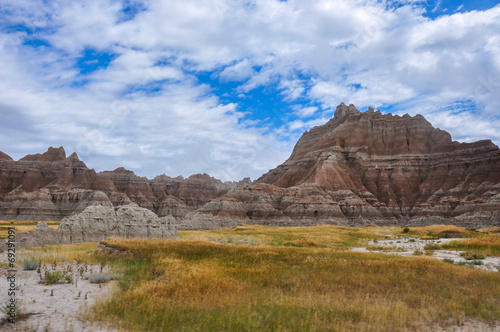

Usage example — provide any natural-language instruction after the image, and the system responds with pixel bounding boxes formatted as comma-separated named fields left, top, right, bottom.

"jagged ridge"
left=0, top=147, right=251, bottom=220
left=184, top=103, right=500, bottom=229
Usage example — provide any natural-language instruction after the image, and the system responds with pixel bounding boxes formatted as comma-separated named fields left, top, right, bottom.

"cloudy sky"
left=1, top=0, right=499, bottom=181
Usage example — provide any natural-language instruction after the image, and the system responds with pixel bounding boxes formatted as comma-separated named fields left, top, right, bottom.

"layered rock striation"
left=0, top=147, right=251, bottom=220
left=184, top=103, right=500, bottom=229
left=8, top=205, right=179, bottom=248
left=99, top=169, right=252, bottom=218
left=0, top=147, right=130, bottom=220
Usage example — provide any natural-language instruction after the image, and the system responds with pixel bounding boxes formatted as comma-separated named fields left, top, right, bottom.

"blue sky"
left=0, top=0, right=499, bottom=181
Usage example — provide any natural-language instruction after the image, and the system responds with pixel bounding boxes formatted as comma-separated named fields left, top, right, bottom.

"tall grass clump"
left=21, top=259, right=39, bottom=270
left=41, top=271, right=63, bottom=285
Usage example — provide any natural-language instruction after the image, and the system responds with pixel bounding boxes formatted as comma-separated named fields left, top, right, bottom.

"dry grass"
left=439, top=236, right=500, bottom=257
left=179, top=224, right=390, bottom=248
left=12, top=224, right=499, bottom=331
left=92, top=234, right=500, bottom=332
left=0, top=220, right=59, bottom=239
left=399, top=225, right=475, bottom=239
left=17, top=242, right=101, bottom=267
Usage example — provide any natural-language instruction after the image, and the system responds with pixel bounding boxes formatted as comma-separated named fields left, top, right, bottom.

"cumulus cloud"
left=1, top=0, right=499, bottom=181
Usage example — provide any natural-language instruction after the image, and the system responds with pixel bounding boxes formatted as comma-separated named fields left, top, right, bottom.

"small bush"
left=413, top=250, right=424, bottom=256
left=470, top=260, right=484, bottom=266
left=42, top=271, right=63, bottom=285
left=114, top=206, right=120, bottom=211
left=403, top=227, right=410, bottom=233
left=65, top=274, right=73, bottom=283
left=409, top=239, right=416, bottom=243
left=0, top=299, right=22, bottom=315
left=443, top=258, right=454, bottom=264
left=425, top=250, right=434, bottom=256
left=460, top=252, right=485, bottom=260
left=22, top=259, right=39, bottom=271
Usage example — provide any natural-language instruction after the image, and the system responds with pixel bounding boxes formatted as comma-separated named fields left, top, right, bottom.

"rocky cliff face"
left=0, top=147, right=130, bottom=220
left=99, top=169, right=252, bottom=218
left=0, top=147, right=251, bottom=220
left=184, top=103, right=500, bottom=229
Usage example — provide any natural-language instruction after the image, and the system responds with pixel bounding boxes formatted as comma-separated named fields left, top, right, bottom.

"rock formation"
left=99, top=169, right=252, bottom=218
left=0, top=147, right=130, bottom=220
left=183, top=103, right=500, bottom=229
left=0, top=147, right=250, bottom=220
left=2, top=103, right=499, bottom=229
left=9, top=205, right=179, bottom=248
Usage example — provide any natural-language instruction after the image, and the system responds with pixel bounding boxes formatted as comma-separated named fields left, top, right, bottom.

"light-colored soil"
left=352, top=237, right=500, bottom=272
left=0, top=250, right=116, bottom=332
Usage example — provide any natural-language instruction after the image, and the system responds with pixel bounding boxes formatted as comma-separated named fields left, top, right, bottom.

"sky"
left=0, top=0, right=499, bottom=181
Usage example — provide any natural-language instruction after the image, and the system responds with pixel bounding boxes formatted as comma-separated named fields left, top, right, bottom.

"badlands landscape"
left=1, top=103, right=500, bottom=331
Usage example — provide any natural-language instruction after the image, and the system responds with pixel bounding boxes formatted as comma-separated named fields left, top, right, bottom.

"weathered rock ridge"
left=7, top=205, right=179, bottom=248
left=0, top=147, right=250, bottom=220
left=0, top=147, right=130, bottom=220
left=2, top=103, right=499, bottom=228
left=99, top=168, right=251, bottom=218
left=183, top=103, right=500, bottom=229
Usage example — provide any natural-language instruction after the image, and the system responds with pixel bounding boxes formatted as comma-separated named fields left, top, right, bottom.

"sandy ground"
left=352, top=237, right=500, bottom=272
left=0, top=250, right=116, bottom=332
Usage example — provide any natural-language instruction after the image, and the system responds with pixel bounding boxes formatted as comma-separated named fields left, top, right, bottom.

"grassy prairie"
left=438, top=236, right=500, bottom=257
left=0, top=220, right=59, bottom=239
left=87, top=225, right=500, bottom=332
left=179, top=224, right=391, bottom=248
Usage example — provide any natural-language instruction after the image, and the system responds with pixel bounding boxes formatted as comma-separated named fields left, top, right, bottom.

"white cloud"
left=1, top=0, right=500, bottom=180
left=219, top=59, right=255, bottom=82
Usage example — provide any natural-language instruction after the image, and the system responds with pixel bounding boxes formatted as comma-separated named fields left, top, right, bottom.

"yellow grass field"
left=8, top=224, right=500, bottom=331
left=87, top=225, right=499, bottom=331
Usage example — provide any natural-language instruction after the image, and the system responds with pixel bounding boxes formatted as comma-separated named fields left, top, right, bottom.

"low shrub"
left=65, top=274, right=73, bottom=283
left=22, top=259, right=39, bottom=271
left=42, top=271, right=63, bottom=285
left=460, top=252, right=485, bottom=260
left=470, top=260, right=484, bottom=266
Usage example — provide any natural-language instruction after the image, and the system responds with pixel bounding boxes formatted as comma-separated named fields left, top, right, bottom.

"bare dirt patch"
left=0, top=250, right=116, bottom=332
